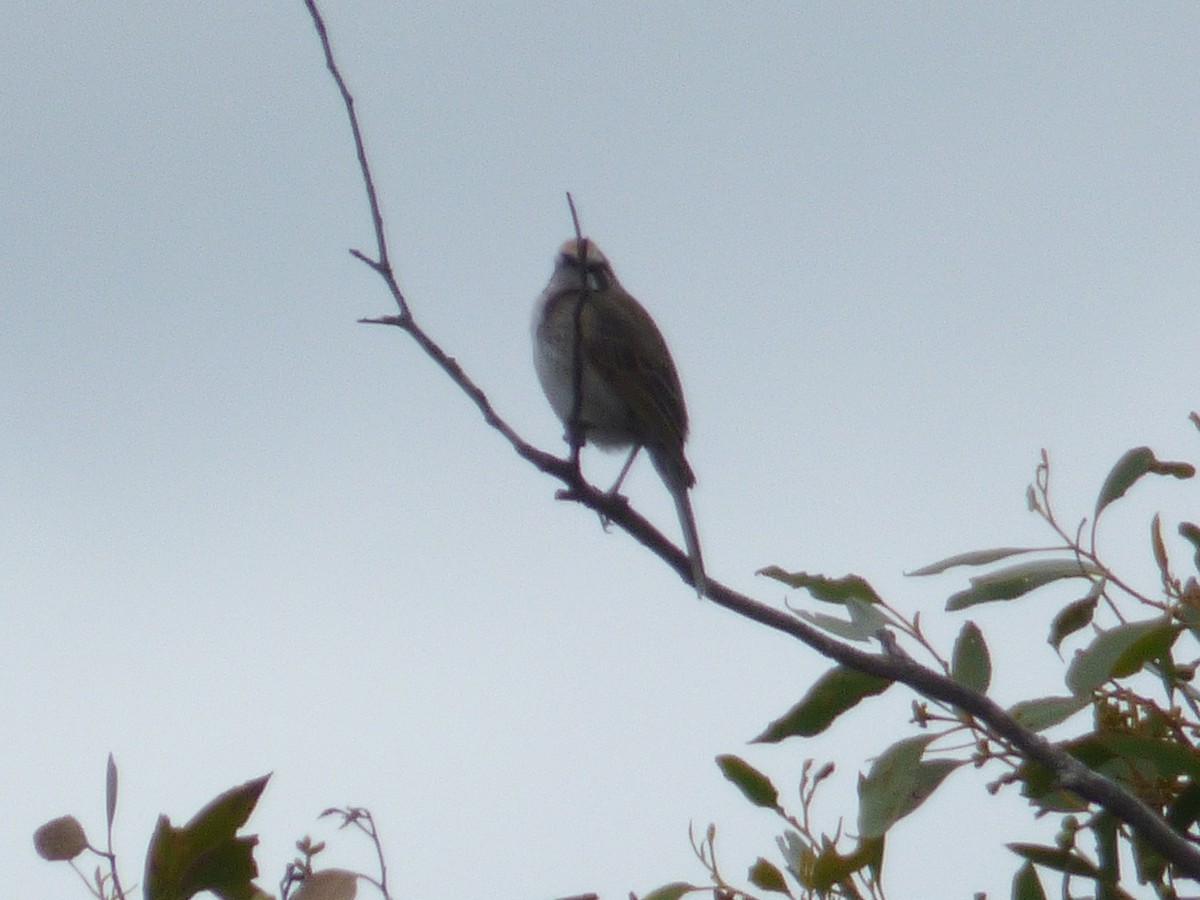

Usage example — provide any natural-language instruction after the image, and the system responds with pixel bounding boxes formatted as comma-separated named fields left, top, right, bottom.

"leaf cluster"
left=34, top=760, right=389, bottom=900
left=643, top=439, right=1200, bottom=900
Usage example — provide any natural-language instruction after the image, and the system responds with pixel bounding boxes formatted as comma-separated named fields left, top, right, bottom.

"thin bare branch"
left=567, top=191, right=583, bottom=244
left=303, top=0, right=397, bottom=308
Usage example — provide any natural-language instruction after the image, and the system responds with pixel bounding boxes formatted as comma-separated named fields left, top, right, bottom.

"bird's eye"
left=560, top=250, right=611, bottom=291
left=585, top=266, right=609, bottom=292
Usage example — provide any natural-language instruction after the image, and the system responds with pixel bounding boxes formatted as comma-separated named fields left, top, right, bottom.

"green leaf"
left=946, top=559, right=1101, bottom=611
left=904, top=759, right=961, bottom=819
left=1065, top=619, right=1180, bottom=696
left=796, top=598, right=889, bottom=642
left=950, top=621, right=991, bottom=693
left=1180, top=521, right=1200, bottom=572
left=857, top=735, right=933, bottom=839
left=855, top=834, right=885, bottom=884
left=753, top=667, right=892, bottom=742
left=747, top=858, right=790, bottom=894
left=716, top=755, right=779, bottom=809
left=804, top=835, right=884, bottom=893
left=1048, top=583, right=1102, bottom=651
left=796, top=610, right=871, bottom=642
left=908, top=546, right=1041, bottom=577
left=1167, top=782, right=1200, bottom=832
left=757, top=568, right=883, bottom=605
left=774, top=831, right=806, bottom=881
left=1097, top=734, right=1200, bottom=779
left=1007, top=843, right=1099, bottom=878
left=1131, top=830, right=1167, bottom=889
left=1006, top=695, right=1088, bottom=732
left=1011, top=860, right=1047, bottom=900
left=1061, top=734, right=1119, bottom=772
left=1151, top=513, right=1170, bottom=579
left=1096, top=447, right=1155, bottom=516
left=1095, top=446, right=1195, bottom=519
left=144, top=774, right=270, bottom=900
left=640, top=882, right=701, bottom=900
left=106, top=753, right=118, bottom=831
left=1059, top=734, right=1161, bottom=785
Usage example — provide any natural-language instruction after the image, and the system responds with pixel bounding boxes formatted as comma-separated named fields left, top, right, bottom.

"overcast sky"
left=4, top=4, right=1199, bottom=899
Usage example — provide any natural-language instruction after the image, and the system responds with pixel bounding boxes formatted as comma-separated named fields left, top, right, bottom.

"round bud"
left=33, top=815, right=88, bottom=861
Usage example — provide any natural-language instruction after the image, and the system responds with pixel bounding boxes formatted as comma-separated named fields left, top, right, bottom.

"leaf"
left=747, top=858, right=790, bottom=894
left=1167, top=782, right=1200, bottom=833
left=757, top=568, right=883, bottom=605
left=640, top=882, right=701, bottom=900
left=855, top=834, right=885, bottom=883
left=1015, top=756, right=1089, bottom=815
left=753, top=667, right=892, bottom=742
left=774, top=831, right=806, bottom=881
left=1096, top=447, right=1156, bottom=515
left=1095, top=446, right=1195, bottom=519
left=292, top=870, right=358, bottom=900
left=1180, top=521, right=1200, bottom=572
left=946, top=559, right=1101, bottom=611
left=1131, top=829, right=1166, bottom=888
left=1061, top=734, right=1118, bottom=772
left=903, top=759, right=961, bottom=818
left=796, top=598, right=889, bottom=642
left=1048, top=583, right=1102, bottom=651
left=716, top=755, right=779, bottom=809
left=1006, top=695, right=1088, bottom=732
left=144, top=774, right=271, bottom=900
left=1151, top=514, right=1170, bottom=581
left=1011, top=860, right=1047, bottom=900
left=1097, top=734, right=1200, bottom=779
left=1056, top=734, right=1146, bottom=785
left=950, top=621, right=991, bottom=693
left=795, top=610, right=872, bottom=642
left=908, top=546, right=1040, bottom=577
left=1007, top=842, right=1099, bottom=878
left=1066, top=620, right=1180, bottom=696
left=106, top=753, right=119, bottom=831
left=857, top=735, right=933, bottom=839
left=805, top=835, right=884, bottom=893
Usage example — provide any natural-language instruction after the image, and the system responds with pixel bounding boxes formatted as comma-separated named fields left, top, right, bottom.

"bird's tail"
left=672, top=484, right=707, bottom=597
left=652, top=448, right=706, bottom=596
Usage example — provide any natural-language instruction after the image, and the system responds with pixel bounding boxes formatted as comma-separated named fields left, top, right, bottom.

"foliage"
left=33, top=758, right=390, bottom=900
left=642, top=436, right=1200, bottom=899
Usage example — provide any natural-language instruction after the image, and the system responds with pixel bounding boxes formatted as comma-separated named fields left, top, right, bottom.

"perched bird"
left=532, top=237, right=706, bottom=595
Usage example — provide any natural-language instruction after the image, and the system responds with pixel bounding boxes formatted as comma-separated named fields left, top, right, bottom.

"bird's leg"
left=553, top=425, right=588, bottom=503
left=565, top=425, right=584, bottom=476
left=608, top=445, right=641, bottom=497
left=584, top=445, right=639, bottom=533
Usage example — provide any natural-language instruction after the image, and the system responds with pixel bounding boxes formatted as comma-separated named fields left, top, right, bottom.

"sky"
left=3, top=3, right=1200, bottom=898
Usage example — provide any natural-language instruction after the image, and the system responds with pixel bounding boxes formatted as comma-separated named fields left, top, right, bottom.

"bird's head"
left=552, top=237, right=616, bottom=293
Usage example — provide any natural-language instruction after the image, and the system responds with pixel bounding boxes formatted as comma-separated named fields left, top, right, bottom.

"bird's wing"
left=581, top=291, right=690, bottom=458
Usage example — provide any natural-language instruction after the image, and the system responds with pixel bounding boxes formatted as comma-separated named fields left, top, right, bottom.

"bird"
left=532, top=237, right=706, bottom=595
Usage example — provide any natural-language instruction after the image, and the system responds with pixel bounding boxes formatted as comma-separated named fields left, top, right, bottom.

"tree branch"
left=300, top=0, right=1200, bottom=882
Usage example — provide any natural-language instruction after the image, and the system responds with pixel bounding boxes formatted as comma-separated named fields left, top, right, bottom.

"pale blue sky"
left=4, top=4, right=1199, bottom=898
